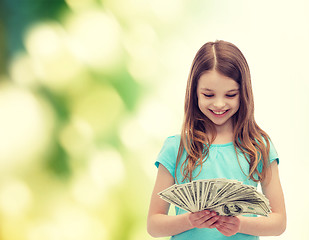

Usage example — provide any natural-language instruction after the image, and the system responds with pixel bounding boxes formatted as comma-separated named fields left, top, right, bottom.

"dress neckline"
left=209, top=141, right=234, bottom=147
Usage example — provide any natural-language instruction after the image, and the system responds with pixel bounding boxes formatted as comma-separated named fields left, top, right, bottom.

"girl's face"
left=196, top=70, right=240, bottom=130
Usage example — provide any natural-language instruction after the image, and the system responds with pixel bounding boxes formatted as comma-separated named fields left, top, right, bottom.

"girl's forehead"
left=197, top=70, right=239, bottom=91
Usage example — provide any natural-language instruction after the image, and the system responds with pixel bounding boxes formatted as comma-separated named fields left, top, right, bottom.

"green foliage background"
left=0, top=0, right=193, bottom=239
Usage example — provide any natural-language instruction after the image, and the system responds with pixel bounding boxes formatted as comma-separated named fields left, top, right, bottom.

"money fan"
left=158, top=178, right=271, bottom=216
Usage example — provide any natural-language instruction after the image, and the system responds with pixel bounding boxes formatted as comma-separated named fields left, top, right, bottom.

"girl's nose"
left=213, top=99, right=226, bottom=109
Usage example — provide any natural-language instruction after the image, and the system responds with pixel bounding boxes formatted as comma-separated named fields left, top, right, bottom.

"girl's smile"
left=209, top=109, right=230, bottom=117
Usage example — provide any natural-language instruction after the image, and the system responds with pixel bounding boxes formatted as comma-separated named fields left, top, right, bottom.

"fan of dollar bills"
left=158, top=178, right=271, bottom=216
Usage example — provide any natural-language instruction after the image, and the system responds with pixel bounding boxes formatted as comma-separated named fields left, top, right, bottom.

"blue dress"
left=155, top=135, right=279, bottom=240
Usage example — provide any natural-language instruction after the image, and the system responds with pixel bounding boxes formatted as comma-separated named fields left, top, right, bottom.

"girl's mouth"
left=209, top=109, right=229, bottom=117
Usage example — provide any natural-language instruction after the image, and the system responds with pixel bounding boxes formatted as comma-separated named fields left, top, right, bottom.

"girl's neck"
left=212, top=133, right=234, bottom=144
left=210, top=120, right=234, bottom=144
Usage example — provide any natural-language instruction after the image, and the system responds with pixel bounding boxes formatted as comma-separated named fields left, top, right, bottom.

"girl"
left=147, top=40, right=286, bottom=239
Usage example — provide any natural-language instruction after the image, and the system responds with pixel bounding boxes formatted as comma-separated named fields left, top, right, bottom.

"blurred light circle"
left=70, top=84, right=124, bottom=134
left=65, top=0, right=93, bottom=11
left=119, top=117, right=149, bottom=151
left=9, top=53, right=37, bottom=88
left=89, top=148, right=125, bottom=188
left=124, top=22, right=159, bottom=83
left=149, top=0, right=185, bottom=23
left=24, top=22, right=83, bottom=92
left=25, top=22, right=64, bottom=59
left=99, top=0, right=149, bottom=24
left=0, top=84, right=55, bottom=173
left=27, top=205, right=106, bottom=240
left=137, top=98, right=177, bottom=140
left=71, top=174, right=105, bottom=207
left=59, top=117, right=94, bottom=159
left=0, top=179, right=33, bottom=217
left=71, top=147, right=125, bottom=206
left=65, top=9, right=122, bottom=71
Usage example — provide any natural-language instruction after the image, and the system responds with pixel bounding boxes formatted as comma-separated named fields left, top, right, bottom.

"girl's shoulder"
left=155, top=135, right=181, bottom=174
left=165, top=134, right=181, bottom=142
left=160, top=134, right=181, bottom=151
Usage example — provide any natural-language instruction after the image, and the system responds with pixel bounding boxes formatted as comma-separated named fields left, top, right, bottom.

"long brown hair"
left=176, top=40, right=270, bottom=183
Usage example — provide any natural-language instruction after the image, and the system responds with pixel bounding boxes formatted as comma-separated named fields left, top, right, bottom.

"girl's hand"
left=187, top=210, right=219, bottom=229
left=215, top=216, right=240, bottom=236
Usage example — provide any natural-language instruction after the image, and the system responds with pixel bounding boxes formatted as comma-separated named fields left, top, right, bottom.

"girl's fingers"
left=189, top=210, right=212, bottom=222
left=204, top=215, right=220, bottom=228
left=188, top=211, right=210, bottom=227
left=195, top=211, right=216, bottom=222
left=215, top=216, right=240, bottom=236
left=196, top=212, right=219, bottom=228
left=218, top=216, right=240, bottom=227
left=189, top=211, right=241, bottom=232
left=216, top=225, right=231, bottom=235
left=189, top=211, right=219, bottom=228
left=216, top=222, right=233, bottom=231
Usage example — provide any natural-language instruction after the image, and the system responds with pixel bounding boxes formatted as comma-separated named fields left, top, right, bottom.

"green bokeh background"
left=0, top=0, right=308, bottom=240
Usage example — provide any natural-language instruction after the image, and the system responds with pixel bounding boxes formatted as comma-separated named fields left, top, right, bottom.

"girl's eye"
left=203, top=94, right=214, bottom=98
left=202, top=93, right=238, bottom=98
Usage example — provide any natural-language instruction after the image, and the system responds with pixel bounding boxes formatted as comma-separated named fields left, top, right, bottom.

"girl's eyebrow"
left=201, top=88, right=239, bottom=92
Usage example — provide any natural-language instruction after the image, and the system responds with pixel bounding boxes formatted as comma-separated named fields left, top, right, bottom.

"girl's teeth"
left=213, top=110, right=227, bottom=115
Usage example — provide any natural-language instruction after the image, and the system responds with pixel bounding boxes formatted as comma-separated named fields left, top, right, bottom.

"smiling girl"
left=147, top=40, right=286, bottom=239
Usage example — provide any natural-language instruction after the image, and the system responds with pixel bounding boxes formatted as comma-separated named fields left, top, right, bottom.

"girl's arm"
left=147, top=164, right=193, bottom=237
left=238, top=160, right=287, bottom=236
left=147, top=164, right=220, bottom=237
left=216, top=160, right=286, bottom=236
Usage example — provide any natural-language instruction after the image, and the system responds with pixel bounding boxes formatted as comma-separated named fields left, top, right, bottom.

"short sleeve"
left=269, top=139, right=279, bottom=165
left=257, top=138, right=279, bottom=173
left=154, top=135, right=180, bottom=178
